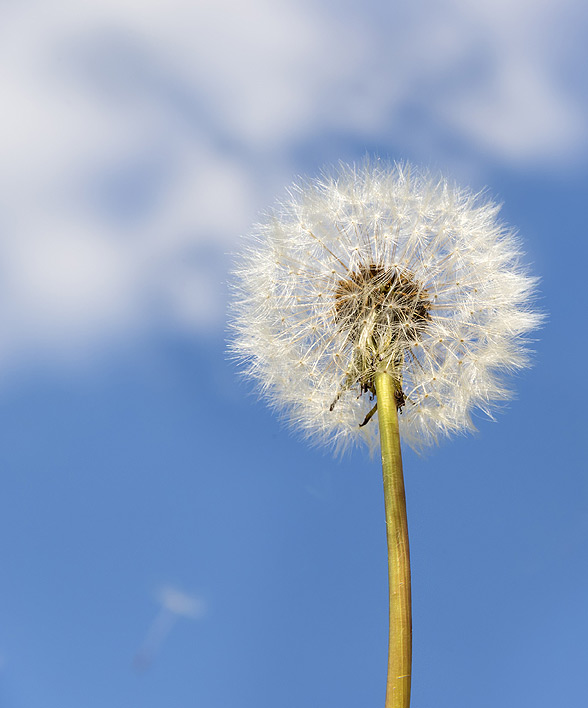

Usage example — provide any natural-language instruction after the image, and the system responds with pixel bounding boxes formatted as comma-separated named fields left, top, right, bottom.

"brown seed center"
left=334, top=263, right=431, bottom=347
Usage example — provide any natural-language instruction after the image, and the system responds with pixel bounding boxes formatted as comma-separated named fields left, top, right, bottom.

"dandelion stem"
left=375, top=371, right=412, bottom=708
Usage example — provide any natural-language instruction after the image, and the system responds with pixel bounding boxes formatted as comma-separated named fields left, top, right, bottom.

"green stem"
left=374, top=371, right=412, bottom=708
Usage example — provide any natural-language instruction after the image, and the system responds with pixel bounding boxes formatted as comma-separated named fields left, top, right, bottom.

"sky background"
left=0, top=1, right=587, bottom=707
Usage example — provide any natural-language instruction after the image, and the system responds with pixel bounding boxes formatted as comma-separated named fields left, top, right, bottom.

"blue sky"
left=0, top=1, right=587, bottom=707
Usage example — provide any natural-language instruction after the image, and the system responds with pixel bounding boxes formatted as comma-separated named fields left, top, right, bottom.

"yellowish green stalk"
left=374, top=371, right=412, bottom=708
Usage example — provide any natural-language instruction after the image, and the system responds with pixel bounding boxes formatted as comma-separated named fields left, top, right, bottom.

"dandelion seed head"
left=229, top=161, right=542, bottom=453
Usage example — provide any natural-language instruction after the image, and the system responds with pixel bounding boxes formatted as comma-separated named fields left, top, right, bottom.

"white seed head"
left=229, top=161, right=542, bottom=453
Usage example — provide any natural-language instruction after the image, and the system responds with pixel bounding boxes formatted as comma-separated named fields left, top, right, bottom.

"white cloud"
left=134, top=585, right=205, bottom=669
left=158, top=585, right=205, bottom=619
left=431, top=0, right=586, bottom=162
left=340, top=0, right=586, bottom=165
left=0, top=0, right=585, bottom=372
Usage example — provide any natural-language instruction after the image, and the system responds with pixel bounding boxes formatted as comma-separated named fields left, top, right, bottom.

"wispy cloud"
left=0, top=0, right=585, bottom=372
left=133, top=585, right=205, bottom=670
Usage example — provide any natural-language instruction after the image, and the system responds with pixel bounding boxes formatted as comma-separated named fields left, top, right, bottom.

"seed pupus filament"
left=331, top=262, right=432, bottom=423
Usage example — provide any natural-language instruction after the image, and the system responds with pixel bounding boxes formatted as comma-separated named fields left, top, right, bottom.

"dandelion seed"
left=230, top=162, right=540, bottom=453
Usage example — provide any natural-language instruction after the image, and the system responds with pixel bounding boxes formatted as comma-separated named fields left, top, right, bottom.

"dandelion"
left=229, top=161, right=541, bottom=708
